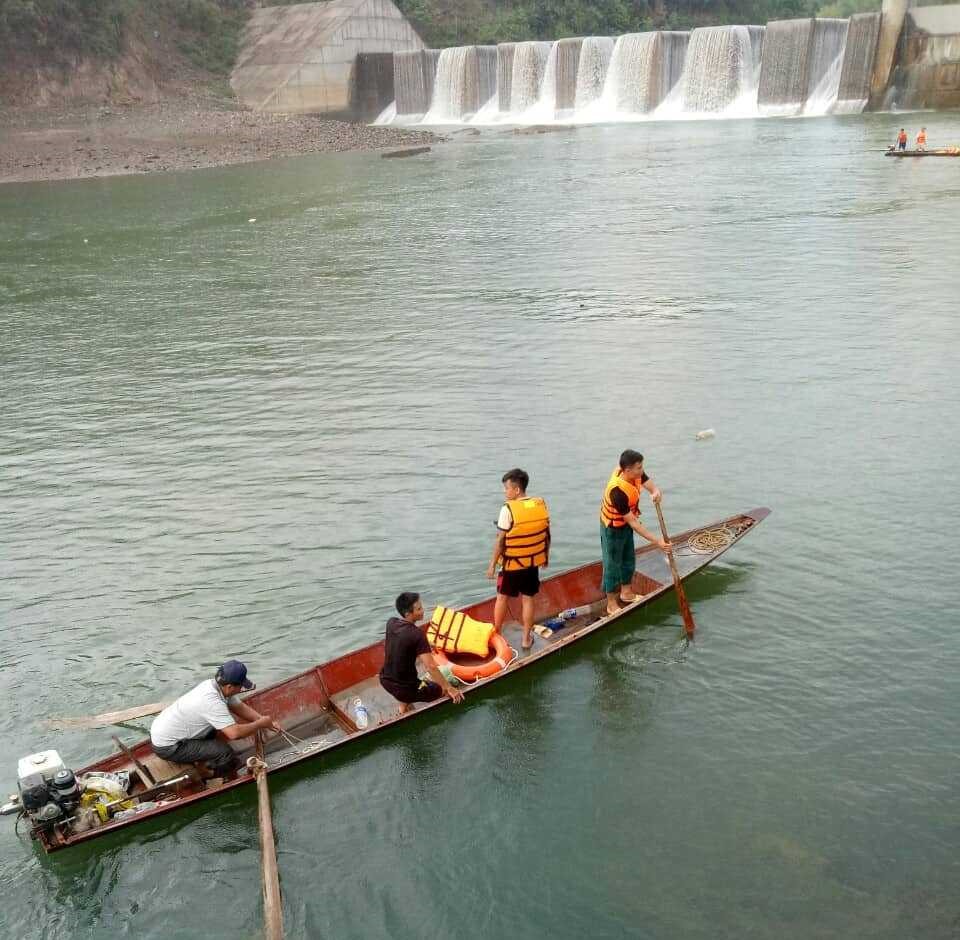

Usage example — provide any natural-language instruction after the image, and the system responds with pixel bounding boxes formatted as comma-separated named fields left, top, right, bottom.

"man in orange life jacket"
left=486, top=468, right=550, bottom=651
left=600, top=449, right=670, bottom=617
left=916, top=127, right=927, bottom=151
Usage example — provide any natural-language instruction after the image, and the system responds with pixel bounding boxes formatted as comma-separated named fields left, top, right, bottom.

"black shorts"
left=380, top=677, right=444, bottom=705
left=497, top=566, right=540, bottom=597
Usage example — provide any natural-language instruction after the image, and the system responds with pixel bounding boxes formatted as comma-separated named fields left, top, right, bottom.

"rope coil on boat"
left=673, top=526, right=736, bottom=556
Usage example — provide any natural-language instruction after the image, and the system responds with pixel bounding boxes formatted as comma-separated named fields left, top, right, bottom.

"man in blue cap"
left=150, top=660, right=281, bottom=781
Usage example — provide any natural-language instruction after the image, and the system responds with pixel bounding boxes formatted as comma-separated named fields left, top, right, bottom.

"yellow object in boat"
left=428, top=606, right=495, bottom=658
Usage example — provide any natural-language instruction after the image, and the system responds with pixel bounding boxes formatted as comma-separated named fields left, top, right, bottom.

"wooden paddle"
left=42, top=702, right=169, bottom=730
left=654, top=502, right=696, bottom=639
left=252, top=733, right=284, bottom=940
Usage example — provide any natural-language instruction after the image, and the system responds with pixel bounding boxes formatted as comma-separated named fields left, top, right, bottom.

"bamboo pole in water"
left=252, top=734, right=284, bottom=940
left=654, top=502, right=696, bottom=639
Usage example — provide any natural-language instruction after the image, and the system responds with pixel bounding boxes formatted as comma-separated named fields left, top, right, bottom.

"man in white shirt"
left=150, top=660, right=281, bottom=779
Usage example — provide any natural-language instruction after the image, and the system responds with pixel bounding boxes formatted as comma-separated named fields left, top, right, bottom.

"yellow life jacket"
left=501, top=496, right=550, bottom=571
left=428, top=606, right=495, bottom=658
left=600, top=469, right=640, bottom=528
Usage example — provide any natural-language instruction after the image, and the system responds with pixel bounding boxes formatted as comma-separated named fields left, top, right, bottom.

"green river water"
left=2, top=112, right=960, bottom=939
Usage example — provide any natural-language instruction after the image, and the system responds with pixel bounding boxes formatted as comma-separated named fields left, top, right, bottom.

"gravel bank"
left=0, top=100, right=439, bottom=185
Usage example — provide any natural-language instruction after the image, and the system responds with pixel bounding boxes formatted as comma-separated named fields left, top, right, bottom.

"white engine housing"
left=18, top=750, right=65, bottom=783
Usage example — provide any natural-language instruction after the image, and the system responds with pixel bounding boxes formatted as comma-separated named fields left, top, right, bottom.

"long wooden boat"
left=22, top=507, right=769, bottom=853
left=885, top=148, right=960, bottom=157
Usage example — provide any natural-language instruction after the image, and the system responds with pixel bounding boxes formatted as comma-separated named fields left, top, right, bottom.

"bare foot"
left=521, top=632, right=533, bottom=650
left=605, top=603, right=621, bottom=617
left=397, top=703, right=412, bottom=716
left=620, top=591, right=637, bottom=603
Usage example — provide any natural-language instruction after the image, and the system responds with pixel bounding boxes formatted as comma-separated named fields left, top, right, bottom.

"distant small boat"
left=885, top=148, right=960, bottom=158
left=6, top=507, right=770, bottom=853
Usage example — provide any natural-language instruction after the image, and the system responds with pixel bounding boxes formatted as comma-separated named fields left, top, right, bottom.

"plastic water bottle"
left=695, top=428, right=716, bottom=440
left=352, top=697, right=369, bottom=730
left=561, top=605, right=593, bottom=620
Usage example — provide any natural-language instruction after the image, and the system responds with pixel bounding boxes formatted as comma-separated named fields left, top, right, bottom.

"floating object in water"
left=248, top=218, right=257, bottom=222
left=695, top=429, right=716, bottom=440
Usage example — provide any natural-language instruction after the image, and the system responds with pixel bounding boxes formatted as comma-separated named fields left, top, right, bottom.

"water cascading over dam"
left=835, top=12, right=882, bottom=112
left=758, top=18, right=815, bottom=112
left=679, top=26, right=764, bottom=113
left=498, top=43, right=516, bottom=111
left=509, top=41, right=553, bottom=112
left=424, top=45, right=497, bottom=121
left=537, top=38, right=584, bottom=115
left=598, top=31, right=690, bottom=114
left=803, top=18, right=850, bottom=113
left=393, top=49, right=440, bottom=117
left=574, top=37, right=615, bottom=110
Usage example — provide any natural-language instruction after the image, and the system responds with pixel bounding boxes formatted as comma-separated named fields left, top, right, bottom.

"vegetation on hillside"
left=393, top=0, right=829, bottom=47
left=0, top=0, right=249, bottom=73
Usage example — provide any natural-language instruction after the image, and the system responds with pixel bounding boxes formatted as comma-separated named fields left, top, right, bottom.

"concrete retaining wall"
left=231, top=0, right=423, bottom=116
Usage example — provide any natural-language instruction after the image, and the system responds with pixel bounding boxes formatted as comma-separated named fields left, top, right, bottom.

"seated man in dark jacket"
left=379, top=592, right=465, bottom=715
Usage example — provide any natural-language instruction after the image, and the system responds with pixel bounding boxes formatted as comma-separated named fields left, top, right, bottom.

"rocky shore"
left=0, top=98, right=438, bottom=185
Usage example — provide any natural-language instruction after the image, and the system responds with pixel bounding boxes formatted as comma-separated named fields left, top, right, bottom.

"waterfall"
left=804, top=19, right=850, bottom=114
left=556, top=38, right=584, bottom=112
left=498, top=43, right=516, bottom=112
left=510, top=41, right=553, bottom=113
left=532, top=38, right=583, bottom=117
left=393, top=49, right=440, bottom=118
left=423, top=45, right=497, bottom=122
left=574, top=37, right=614, bottom=110
left=678, top=26, right=763, bottom=114
left=596, top=32, right=689, bottom=115
left=758, top=18, right=815, bottom=113
left=476, top=45, right=498, bottom=112
left=599, top=33, right=659, bottom=114
left=373, top=101, right=396, bottom=125
left=836, top=12, right=881, bottom=112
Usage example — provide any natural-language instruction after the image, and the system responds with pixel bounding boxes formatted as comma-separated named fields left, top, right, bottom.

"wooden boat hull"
left=35, top=507, right=770, bottom=853
left=885, top=149, right=960, bottom=157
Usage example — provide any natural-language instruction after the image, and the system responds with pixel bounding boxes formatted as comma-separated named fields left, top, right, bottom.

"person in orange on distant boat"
left=486, top=468, right=550, bottom=651
left=599, top=450, right=670, bottom=617
left=897, top=128, right=908, bottom=151
left=916, top=127, right=927, bottom=151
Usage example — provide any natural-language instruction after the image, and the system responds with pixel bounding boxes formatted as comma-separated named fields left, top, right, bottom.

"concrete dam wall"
left=231, top=0, right=423, bottom=117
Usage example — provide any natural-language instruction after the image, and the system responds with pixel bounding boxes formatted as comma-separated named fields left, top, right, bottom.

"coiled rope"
left=674, top=526, right=736, bottom=556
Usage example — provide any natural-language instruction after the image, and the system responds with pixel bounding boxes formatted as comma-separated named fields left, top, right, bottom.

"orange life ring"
left=432, top=632, right=513, bottom=682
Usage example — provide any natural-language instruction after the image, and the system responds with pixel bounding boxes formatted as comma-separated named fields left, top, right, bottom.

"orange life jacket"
left=600, top=469, right=640, bottom=528
left=501, top=497, right=550, bottom=570
left=917, top=131, right=927, bottom=145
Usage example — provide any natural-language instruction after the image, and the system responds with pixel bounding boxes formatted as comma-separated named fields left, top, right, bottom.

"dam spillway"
left=377, top=12, right=893, bottom=126
left=679, top=26, right=763, bottom=114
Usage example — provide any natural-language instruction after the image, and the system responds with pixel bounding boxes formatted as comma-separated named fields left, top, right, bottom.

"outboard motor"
left=0, top=750, right=78, bottom=832
left=50, top=769, right=81, bottom=814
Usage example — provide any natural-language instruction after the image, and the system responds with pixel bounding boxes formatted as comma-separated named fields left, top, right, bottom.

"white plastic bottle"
left=561, top=605, right=593, bottom=620
left=352, top=697, right=369, bottom=729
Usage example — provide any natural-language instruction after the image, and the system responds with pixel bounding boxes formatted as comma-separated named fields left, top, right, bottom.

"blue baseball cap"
left=216, top=660, right=255, bottom=691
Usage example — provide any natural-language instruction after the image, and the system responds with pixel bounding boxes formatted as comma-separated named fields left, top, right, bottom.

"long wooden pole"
left=654, top=502, right=696, bottom=639
left=252, top=734, right=284, bottom=940
left=44, top=702, right=170, bottom=730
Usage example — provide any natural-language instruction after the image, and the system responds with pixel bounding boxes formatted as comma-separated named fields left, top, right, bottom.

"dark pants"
left=153, top=727, right=237, bottom=776
left=380, top=676, right=444, bottom=705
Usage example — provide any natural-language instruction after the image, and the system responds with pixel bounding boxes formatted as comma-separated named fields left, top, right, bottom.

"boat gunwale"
left=43, top=505, right=770, bottom=852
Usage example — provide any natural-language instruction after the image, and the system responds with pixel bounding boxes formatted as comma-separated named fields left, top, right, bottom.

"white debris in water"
left=248, top=218, right=257, bottom=223
left=695, top=428, right=716, bottom=440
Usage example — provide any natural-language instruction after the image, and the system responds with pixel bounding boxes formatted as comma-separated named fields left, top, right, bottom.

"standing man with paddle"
left=150, top=661, right=282, bottom=783
left=600, top=450, right=670, bottom=617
